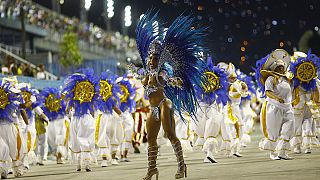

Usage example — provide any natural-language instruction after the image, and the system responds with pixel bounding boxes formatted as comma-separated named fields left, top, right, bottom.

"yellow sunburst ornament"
left=45, top=94, right=62, bottom=112
left=203, top=71, right=220, bottom=93
left=0, top=87, right=9, bottom=109
left=73, top=80, right=95, bottom=104
left=21, top=91, right=32, bottom=103
left=100, top=80, right=113, bottom=101
left=120, top=85, right=129, bottom=103
left=296, top=61, right=316, bottom=82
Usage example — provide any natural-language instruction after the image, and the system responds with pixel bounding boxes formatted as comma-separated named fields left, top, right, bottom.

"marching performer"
left=63, top=68, right=100, bottom=171
left=127, top=69, right=150, bottom=154
left=219, top=62, right=248, bottom=157
left=238, top=72, right=257, bottom=147
left=0, top=79, right=28, bottom=178
left=39, top=87, right=69, bottom=164
left=95, top=72, right=122, bottom=167
left=290, top=50, right=320, bottom=154
left=16, top=83, right=49, bottom=167
left=255, top=49, right=294, bottom=160
left=136, top=11, right=208, bottom=179
left=194, top=57, right=230, bottom=163
left=118, top=76, right=136, bottom=162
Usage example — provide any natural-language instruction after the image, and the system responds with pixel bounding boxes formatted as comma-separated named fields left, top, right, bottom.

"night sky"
left=34, top=0, right=320, bottom=73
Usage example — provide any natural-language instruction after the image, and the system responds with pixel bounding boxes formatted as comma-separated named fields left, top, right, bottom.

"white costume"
left=240, top=98, right=256, bottom=145
left=225, top=79, right=248, bottom=156
left=95, top=111, right=112, bottom=160
left=0, top=82, right=26, bottom=177
left=120, top=111, right=134, bottom=155
left=47, top=115, right=70, bottom=159
left=259, top=76, right=294, bottom=158
left=69, top=112, right=95, bottom=166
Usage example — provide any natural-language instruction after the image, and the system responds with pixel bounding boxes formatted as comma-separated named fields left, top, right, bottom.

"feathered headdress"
left=237, top=71, right=256, bottom=100
left=195, top=56, right=229, bottom=106
left=136, top=10, right=209, bottom=121
left=117, top=76, right=136, bottom=112
left=290, top=49, right=320, bottom=91
left=0, top=81, right=20, bottom=122
left=63, top=68, right=100, bottom=118
left=19, top=85, right=40, bottom=118
left=39, top=87, right=66, bottom=121
left=253, top=55, right=269, bottom=95
left=97, top=72, right=121, bottom=114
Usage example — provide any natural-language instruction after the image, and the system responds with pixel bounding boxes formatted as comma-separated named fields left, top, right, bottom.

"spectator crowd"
left=0, top=0, right=136, bottom=52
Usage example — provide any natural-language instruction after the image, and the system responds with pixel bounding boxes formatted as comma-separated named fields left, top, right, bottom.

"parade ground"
left=14, top=127, right=320, bottom=180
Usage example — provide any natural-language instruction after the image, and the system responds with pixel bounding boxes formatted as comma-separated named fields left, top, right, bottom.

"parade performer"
left=39, top=87, right=69, bottom=164
left=118, top=76, right=136, bottom=162
left=255, top=49, right=294, bottom=160
left=193, top=57, right=229, bottom=163
left=290, top=50, right=320, bottom=154
left=218, top=62, right=248, bottom=157
left=238, top=71, right=257, bottom=146
left=63, top=68, right=100, bottom=171
left=0, top=80, right=28, bottom=178
left=95, top=71, right=122, bottom=167
left=127, top=68, right=150, bottom=154
left=16, top=83, right=49, bottom=167
left=136, top=10, right=208, bottom=179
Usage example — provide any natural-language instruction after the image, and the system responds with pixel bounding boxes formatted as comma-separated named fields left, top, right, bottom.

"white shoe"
left=85, top=164, right=91, bottom=172
left=76, top=163, right=81, bottom=171
left=1, top=170, right=8, bottom=179
left=101, top=160, right=108, bottom=167
left=269, top=152, right=280, bottom=160
left=37, top=159, right=44, bottom=166
left=111, top=159, right=119, bottom=165
left=293, top=146, right=301, bottom=154
left=57, top=159, right=65, bottom=164
left=233, top=152, right=243, bottom=157
left=278, top=153, right=294, bottom=160
left=121, top=158, right=130, bottom=162
left=203, top=155, right=217, bottom=163
left=13, top=168, right=24, bottom=178
left=305, top=148, right=311, bottom=154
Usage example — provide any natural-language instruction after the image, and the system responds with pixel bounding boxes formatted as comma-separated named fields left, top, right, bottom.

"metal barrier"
left=0, top=74, right=63, bottom=90
left=0, top=46, right=58, bottom=80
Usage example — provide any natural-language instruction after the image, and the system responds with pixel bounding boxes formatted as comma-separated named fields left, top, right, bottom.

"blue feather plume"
left=290, top=49, right=320, bottom=91
left=195, top=57, right=229, bottom=106
left=0, top=81, right=20, bottom=123
left=39, top=87, right=66, bottom=121
left=252, top=54, right=269, bottom=96
left=62, top=68, right=100, bottom=118
left=118, top=76, right=136, bottom=112
left=136, top=10, right=163, bottom=68
left=97, top=72, right=121, bottom=114
left=159, top=14, right=209, bottom=121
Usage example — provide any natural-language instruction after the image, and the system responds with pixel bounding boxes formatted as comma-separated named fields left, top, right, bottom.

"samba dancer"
left=136, top=11, right=209, bottom=179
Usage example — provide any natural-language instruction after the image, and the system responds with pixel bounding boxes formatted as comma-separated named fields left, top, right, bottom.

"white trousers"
left=225, top=103, right=243, bottom=153
left=260, top=102, right=294, bottom=151
left=120, top=111, right=134, bottom=153
left=69, top=114, right=95, bottom=161
left=96, top=113, right=111, bottom=158
left=47, top=118, right=69, bottom=157
left=0, top=124, right=25, bottom=171
left=106, top=114, right=124, bottom=154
